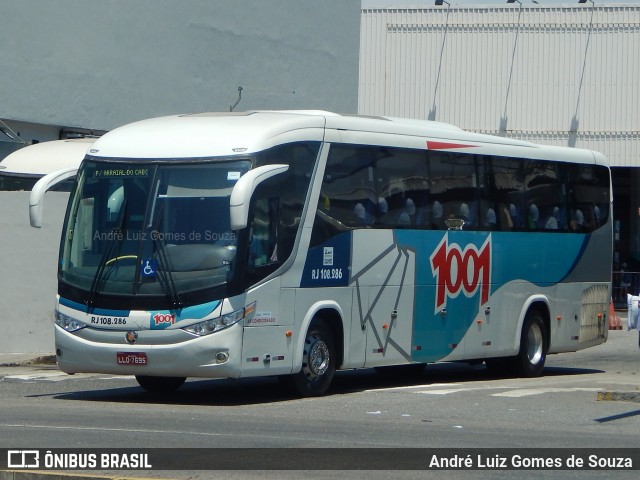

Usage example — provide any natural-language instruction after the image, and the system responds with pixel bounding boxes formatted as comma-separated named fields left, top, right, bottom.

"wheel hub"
left=303, top=335, right=330, bottom=379
left=526, top=323, right=544, bottom=365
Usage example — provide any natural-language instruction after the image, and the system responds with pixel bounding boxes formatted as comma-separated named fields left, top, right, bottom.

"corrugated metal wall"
left=359, top=5, right=640, bottom=166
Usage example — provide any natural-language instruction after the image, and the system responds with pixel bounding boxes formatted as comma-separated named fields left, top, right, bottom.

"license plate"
left=116, top=352, right=147, bottom=366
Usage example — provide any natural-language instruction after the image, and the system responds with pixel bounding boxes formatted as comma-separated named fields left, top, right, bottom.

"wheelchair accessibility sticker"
left=141, top=259, right=158, bottom=278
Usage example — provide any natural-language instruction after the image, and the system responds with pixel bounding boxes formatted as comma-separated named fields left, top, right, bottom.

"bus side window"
left=245, top=193, right=280, bottom=287
left=566, top=163, right=610, bottom=233
left=249, top=197, right=279, bottom=268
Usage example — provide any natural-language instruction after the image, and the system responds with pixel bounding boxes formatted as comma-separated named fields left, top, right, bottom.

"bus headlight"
left=55, top=310, right=86, bottom=332
left=182, top=302, right=256, bottom=337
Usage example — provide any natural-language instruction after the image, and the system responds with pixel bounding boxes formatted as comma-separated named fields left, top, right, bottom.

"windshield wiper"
left=150, top=230, right=183, bottom=309
left=149, top=197, right=183, bottom=309
left=86, top=200, right=128, bottom=309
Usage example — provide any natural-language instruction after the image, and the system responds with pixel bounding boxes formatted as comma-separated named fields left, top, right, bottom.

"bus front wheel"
left=512, top=310, right=548, bottom=377
left=282, top=319, right=336, bottom=397
left=135, top=375, right=186, bottom=393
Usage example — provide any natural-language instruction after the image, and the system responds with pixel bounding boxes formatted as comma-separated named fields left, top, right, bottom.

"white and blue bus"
left=30, top=111, right=612, bottom=396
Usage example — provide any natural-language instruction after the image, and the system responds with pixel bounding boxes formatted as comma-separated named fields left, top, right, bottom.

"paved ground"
left=1, top=314, right=639, bottom=480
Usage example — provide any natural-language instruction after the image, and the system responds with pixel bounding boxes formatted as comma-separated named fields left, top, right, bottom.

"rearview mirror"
left=229, top=164, right=289, bottom=230
left=29, top=167, right=78, bottom=228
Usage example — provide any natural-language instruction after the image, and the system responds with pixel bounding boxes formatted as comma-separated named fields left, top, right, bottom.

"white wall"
left=359, top=5, right=640, bottom=166
left=1, top=0, right=360, bottom=132
left=0, top=0, right=360, bottom=355
left=0, top=192, right=68, bottom=354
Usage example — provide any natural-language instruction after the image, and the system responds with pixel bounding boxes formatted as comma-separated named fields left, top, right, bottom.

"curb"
left=597, top=390, right=640, bottom=403
left=0, top=355, right=57, bottom=368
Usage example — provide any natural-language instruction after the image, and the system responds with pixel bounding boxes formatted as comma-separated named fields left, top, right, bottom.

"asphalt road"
left=1, top=327, right=639, bottom=480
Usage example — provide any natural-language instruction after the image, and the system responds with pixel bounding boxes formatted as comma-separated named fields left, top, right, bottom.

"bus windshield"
left=60, top=159, right=251, bottom=307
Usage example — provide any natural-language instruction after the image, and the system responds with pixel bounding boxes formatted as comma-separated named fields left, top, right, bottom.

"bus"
left=1, top=138, right=94, bottom=191
left=30, top=111, right=612, bottom=396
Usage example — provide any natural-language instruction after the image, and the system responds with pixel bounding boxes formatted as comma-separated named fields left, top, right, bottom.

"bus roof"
left=0, top=138, right=95, bottom=176
left=88, top=111, right=607, bottom=166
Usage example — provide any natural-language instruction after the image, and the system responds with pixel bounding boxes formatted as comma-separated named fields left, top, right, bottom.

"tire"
left=511, top=310, right=548, bottom=377
left=282, top=319, right=336, bottom=397
left=135, top=375, right=186, bottom=393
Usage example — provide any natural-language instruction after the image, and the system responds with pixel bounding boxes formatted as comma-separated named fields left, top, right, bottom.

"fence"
left=612, top=270, right=639, bottom=310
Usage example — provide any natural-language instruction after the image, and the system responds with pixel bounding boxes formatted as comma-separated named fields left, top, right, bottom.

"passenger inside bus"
left=485, top=208, right=497, bottom=230
left=544, top=206, right=560, bottom=230
left=404, top=198, right=416, bottom=224
left=431, top=200, right=444, bottom=229
left=527, top=204, right=539, bottom=230
left=570, top=209, right=586, bottom=232
left=509, top=203, right=521, bottom=229
left=499, top=204, right=514, bottom=230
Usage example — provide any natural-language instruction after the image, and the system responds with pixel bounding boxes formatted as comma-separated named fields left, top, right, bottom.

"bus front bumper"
left=54, top=323, right=243, bottom=379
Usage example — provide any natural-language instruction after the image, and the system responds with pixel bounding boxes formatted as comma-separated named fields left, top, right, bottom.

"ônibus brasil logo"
left=429, top=234, right=492, bottom=314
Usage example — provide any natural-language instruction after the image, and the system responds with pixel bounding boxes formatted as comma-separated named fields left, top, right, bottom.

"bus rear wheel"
left=512, top=310, right=548, bottom=377
left=135, top=375, right=186, bottom=393
left=282, top=319, right=336, bottom=397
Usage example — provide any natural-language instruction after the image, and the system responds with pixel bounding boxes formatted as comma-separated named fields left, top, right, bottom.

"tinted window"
left=245, top=142, right=320, bottom=286
left=311, top=143, right=609, bottom=246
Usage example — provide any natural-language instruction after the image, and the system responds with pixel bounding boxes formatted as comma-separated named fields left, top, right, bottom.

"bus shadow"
left=52, top=376, right=294, bottom=406
left=50, top=362, right=604, bottom=406
left=538, top=365, right=603, bottom=377
left=332, top=363, right=603, bottom=394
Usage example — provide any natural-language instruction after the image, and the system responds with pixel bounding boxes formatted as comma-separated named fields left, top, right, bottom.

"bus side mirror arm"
left=29, top=167, right=78, bottom=228
left=230, top=164, right=289, bottom=230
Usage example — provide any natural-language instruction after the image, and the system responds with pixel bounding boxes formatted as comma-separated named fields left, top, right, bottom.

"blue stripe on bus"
left=59, top=297, right=222, bottom=329
left=59, top=297, right=131, bottom=317
left=302, top=229, right=592, bottom=363
left=148, top=300, right=222, bottom=330
left=300, top=233, right=351, bottom=288
left=394, top=230, right=590, bottom=362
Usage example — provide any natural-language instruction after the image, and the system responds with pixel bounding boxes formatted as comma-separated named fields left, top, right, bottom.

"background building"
left=359, top=3, right=640, bottom=293
left=1, top=0, right=360, bottom=152
left=0, top=0, right=360, bottom=354
left=0, top=1, right=637, bottom=355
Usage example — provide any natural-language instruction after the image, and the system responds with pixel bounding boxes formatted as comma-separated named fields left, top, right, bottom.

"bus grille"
left=579, top=284, right=609, bottom=343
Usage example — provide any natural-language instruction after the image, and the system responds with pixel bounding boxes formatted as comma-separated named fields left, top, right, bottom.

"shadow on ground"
left=45, top=361, right=604, bottom=407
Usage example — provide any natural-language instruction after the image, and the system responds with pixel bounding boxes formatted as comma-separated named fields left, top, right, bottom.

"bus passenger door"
left=351, top=231, right=416, bottom=367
